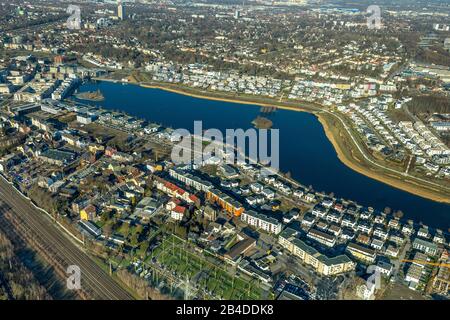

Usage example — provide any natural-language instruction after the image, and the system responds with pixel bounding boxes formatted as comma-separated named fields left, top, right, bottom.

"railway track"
left=0, top=178, right=134, bottom=300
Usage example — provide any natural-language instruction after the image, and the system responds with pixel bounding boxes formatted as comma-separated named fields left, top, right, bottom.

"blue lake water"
left=75, top=81, right=449, bottom=230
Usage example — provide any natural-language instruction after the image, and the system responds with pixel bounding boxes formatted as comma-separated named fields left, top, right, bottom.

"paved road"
left=0, top=176, right=134, bottom=300
left=403, top=104, right=420, bottom=122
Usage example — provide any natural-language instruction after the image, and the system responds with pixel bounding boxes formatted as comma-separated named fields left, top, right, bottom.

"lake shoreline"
left=94, top=77, right=450, bottom=205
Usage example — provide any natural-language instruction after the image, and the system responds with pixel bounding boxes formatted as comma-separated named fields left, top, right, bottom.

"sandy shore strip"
left=139, top=82, right=319, bottom=113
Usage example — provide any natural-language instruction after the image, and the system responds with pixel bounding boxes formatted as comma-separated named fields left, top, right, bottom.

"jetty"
left=260, top=106, right=276, bottom=114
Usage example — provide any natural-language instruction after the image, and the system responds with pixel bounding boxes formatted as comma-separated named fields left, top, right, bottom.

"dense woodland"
left=408, top=95, right=450, bottom=115
left=416, top=46, right=450, bottom=67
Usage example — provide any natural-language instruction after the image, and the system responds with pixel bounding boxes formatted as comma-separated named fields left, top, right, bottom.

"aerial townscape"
left=0, top=0, right=449, bottom=304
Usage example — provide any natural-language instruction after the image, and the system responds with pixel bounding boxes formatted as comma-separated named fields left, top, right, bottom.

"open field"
left=380, top=282, right=428, bottom=300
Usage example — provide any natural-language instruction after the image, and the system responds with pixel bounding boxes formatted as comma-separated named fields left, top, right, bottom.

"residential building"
left=312, top=205, right=327, bottom=218
left=346, top=242, right=377, bottom=263
left=80, top=204, right=96, bottom=221
left=118, top=1, right=125, bottom=20
left=412, top=238, right=439, bottom=256
left=37, top=149, right=76, bottom=166
left=241, top=210, right=282, bottom=234
left=307, top=228, right=336, bottom=247
left=376, top=260, right=393, bottom=277
left=155, top=177, right=198, bottom=204
left=370, top=238, right=385, bottom=251
left=385, top=245, right=399, bottom=258
left=405, top=264, right=423, bottom=289
left=279, top=228, right=355, bottom=276
left=206, top=188, right=244, bottom=216
left=171, top=205, right=186, bottom=221
left=169, top=169, right=213, bottom=192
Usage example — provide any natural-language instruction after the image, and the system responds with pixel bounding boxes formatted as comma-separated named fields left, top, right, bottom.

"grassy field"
left=147, top=235, right=263, bottom=300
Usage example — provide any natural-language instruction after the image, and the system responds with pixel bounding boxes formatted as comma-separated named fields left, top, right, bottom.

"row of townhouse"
left=289, top=80, right=349, bottom=104
left=51, top=77, right=80, bottom=101
left=154, top=177, right=198, bottom=205
left=412, top=237, right=439, bottom=256
left=305, top=212, right=414, bottom=257
left=342, top=101, right=450, bottom=173
left=404, top=252, right=432, bottom=290
left=169, top=168, right=213, bottom=192
left=240, top=210, right=282, bottom=235
left=309, top=203, right=404, bottom=237
left=346, top=242, right=377, bottom=264
left=398, top=120, right=449, bottom=159
left=250, top=176, right=294, bottom=196
left=349, top=103, right=400, bottom=149
left=344, top=107, right=387, bottom=152
left=206, top=188, right=244, bottom=217
left=306, top=228, right=336, bottom=247
left=152, top=64, right=284, bottom=98
left=238, top=166, right=315, bottom=203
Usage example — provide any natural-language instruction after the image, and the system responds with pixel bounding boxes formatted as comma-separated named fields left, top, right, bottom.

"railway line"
left=0, top=176, right=135, bottom=300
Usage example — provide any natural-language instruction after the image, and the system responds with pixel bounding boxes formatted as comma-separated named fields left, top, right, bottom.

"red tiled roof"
left=189, top=194, right=199, bottom=202
left=83, top=204, right=96, bottom=214
left=173, top=206, right=186, bottom=214
left=164, top=181, right=186, bottom=195
left=169, top=198, right=182, bottom=205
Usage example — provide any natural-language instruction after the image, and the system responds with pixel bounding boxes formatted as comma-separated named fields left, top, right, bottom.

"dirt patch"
left=380, top=282, right=428, bottom=300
